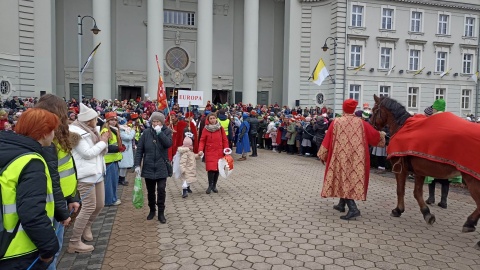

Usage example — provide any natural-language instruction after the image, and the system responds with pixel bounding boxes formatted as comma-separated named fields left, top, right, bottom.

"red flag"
left=156, top=55, right=168, bottom=110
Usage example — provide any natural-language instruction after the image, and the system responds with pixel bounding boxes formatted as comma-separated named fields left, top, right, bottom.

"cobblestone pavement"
left=58, top=149, right=480, bottom=269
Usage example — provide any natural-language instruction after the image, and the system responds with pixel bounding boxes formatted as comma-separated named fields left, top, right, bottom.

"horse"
left=371, top=94, right=480, bottom=249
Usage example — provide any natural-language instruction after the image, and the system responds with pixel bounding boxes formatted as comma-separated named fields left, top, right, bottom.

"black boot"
left=426, top=182, right=435, bottom=205
left=206, top=172, right=214, bottom=194
left=340, top=199, right=361, bottom=220
left=212, top=172, right=219, bottom=193
left=438, top=180, right=449, bottom=209
left=187, top=186, right=193, bottom=193
left=147, top=211, right=155, bottom=220
left=182, top=189, right=188, bottom=198
left=158, top=211, right=166, bottom=224
left=119, top=176, right=128, bottom=186
left=333, top=198, right=346, bottom=212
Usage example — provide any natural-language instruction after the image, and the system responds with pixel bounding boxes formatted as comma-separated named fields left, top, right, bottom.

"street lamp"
left=78, top=15, right=100, bottom=103
left=321, top=37, right=337, bottom=84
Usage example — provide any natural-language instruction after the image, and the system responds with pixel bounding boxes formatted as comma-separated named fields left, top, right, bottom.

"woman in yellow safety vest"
left=0, top=108, right=59, bottom=269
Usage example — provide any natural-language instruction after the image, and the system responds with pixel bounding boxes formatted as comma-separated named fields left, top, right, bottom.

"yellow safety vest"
left=0, top=153, right=54, bottom=260
left=134, top=126, right=141, bottom=142
left=54, top=142, right=77, bottom=198
left=219, top=118, right=230, bottom=136
left=101, top=128, right=123, bottom=163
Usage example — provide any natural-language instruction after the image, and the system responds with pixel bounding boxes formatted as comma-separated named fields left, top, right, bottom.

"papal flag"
left=81, top=42, right=101, bottom=74
left=470, top=71, right=479, bottom=83
left=309, top=58, right=330, bottom=86
left=440, top=68, right=451, bottom=78
left=413, top=67, right=425, bottom=76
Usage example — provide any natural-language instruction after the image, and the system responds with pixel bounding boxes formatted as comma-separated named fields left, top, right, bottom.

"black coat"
left=313, top=121, right=328, bottom=144
left=134, top=126, right=172, bottom=179
left=0, top=131, right=59, bottom=260
left=302, top=124, right=314, bottom=140
left=247, top=117, right=259, bottom=135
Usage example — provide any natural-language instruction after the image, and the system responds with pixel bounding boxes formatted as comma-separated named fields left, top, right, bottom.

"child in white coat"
left=177, top=137, right=199, bottom=198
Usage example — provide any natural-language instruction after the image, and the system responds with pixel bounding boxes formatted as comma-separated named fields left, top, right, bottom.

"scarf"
left=205, top=121, right=221, bottom=132
left=72, top=120, right=101, bottom=144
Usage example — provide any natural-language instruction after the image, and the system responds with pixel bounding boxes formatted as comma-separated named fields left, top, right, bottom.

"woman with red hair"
left=0, top=108, right=60, bottom=269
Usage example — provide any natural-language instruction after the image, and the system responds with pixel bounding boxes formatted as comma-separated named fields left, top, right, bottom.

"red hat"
left=169, top=111, right=177, bottom=116
left=342, top=99, right=358, bottom=114
left=105, top=112, right=117, bottom=120
left=185, top=112, right=194, bottom=118
left=130, top=113, right=139, bottom=120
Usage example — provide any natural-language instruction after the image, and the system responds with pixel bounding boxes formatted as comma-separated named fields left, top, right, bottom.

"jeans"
left=46, top=219, right=64, bottom=270
left=104, top=162, right=119, bottom=205
left=249, top=134, right=257, bottom=156
left=145, top=178, right=167, bottom=212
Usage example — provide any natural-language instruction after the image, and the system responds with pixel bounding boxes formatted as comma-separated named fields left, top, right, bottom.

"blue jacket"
left=236, top=120, right=251, bottom=154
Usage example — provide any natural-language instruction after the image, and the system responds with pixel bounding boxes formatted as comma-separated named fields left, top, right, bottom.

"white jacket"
left=69, top=125, right=107, bottom=183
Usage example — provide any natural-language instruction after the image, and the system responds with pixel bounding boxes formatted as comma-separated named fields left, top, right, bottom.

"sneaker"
left=272, top=149, right=278, bottom=153
left=113, top=200, right=121, bottom=206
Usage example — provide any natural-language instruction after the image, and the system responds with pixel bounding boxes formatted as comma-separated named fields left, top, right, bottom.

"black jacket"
left=313, top=121, right=328, bottom=143
left=302, top=124, right=314, bottom=140
left=134, top=126, right=173, bottom=179
left=247, top=117, right=259, bottom=135
left=0, top=131, right=59, bottom=260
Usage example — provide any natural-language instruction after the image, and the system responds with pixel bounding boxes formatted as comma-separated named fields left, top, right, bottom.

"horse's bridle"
left=371, top=100, right=383, bottom=130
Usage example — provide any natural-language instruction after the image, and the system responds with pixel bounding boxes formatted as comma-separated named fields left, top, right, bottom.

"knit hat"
left=432, top=99, right=446, bottom=112
left=118, top=117, right=127, bottom=125
left=105, top=111, right=117, bottom=121
left=183, top=137, right=193, bottom=150
left=78, top=103, right=98, bottom=122
left=362, top=110, right=371, bottom=119
left=150, top=112, right=165, bottom=124
left=354, top=110, right=363, bottom=117
left=424, top=106, right=433, bottom=116
left=269, top=116, right=275, bottom=121
left=342, top=99, right=358, bottom=114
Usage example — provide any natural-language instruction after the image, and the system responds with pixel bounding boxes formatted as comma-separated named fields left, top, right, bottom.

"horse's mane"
left=380, top=97, right=412, bottom=127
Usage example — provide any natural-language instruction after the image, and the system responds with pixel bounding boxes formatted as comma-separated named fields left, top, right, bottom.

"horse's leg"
left=391, top=158, right=406, bottom=217
left=462, top=174, right=480, bottom=233
left=413, top=174, right=435, bottom=225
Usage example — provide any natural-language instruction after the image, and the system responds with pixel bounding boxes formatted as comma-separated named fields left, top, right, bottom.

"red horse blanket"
left=388, top=112, right=480, bottom=180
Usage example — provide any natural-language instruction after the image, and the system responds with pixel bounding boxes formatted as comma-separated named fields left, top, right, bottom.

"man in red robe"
left=318, top=99, right=385, bottom=220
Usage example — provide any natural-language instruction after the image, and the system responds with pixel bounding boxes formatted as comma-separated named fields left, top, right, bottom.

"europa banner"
left=178, top=90, right=204, bottom=106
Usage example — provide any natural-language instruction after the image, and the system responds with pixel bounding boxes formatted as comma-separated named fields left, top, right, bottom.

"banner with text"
left=178, top=90, right=204, bottom=107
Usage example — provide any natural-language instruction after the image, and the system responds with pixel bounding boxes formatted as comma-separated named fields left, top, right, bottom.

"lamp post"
left=321, top=37, right=338, bottom=84
left=78, top=15, right=100, bottom=103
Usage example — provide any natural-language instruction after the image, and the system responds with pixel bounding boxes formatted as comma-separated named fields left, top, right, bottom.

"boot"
left=158, top=211, right=167, bottom=224
left=187, top=186, right=193, bottom=193
left=67, top=241, right=94, bottom=253
left=147, top=211, right=155, bottom=220
left=212, top=178, right=218, bottom=193
left=340, top=199, right=361, bottom=220
left=182, top=189, right=188, bottom=198
left=438, top=181, right=449, bottom=209
left=333, top=198, right=346, bottom=212
left=206, top=172, right=213, bottom=194
left=82, top=224, right=93, bottom=242
left=426, top=182, right=435, bottom=205
left=119, top=176, right=128, bottom=186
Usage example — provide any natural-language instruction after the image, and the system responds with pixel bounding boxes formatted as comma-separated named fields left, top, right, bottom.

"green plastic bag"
left=132, top=175, right=144, bottom=209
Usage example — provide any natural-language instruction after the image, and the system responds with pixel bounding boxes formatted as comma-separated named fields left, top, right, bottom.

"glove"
left=154, top=125, right=162, bottom=133
left=135, top=166, right=141, bottom=175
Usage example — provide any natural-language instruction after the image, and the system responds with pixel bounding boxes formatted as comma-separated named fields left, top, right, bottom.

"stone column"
left=197, top=0, right=213, bottom=106
left=93, top=0, right=111, bottom=100
left=147, top=0, right=164, bottom=101
left=243, top=0, right=259, bottom=105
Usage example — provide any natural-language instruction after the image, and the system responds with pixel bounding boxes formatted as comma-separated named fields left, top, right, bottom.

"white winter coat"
left=69, top=125, right=107, bottom=183
left=178, top=147, right=197, bottom=184
left=118, top=126, right=135, bottom=169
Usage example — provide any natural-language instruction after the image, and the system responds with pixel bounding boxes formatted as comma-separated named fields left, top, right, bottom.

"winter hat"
left=342, top=99, right=358, bottom=114
left=242, top=112, right=249, bottom=119
left=105, top=111, right=117, bottom=121
left=183, top=136, right=193, bottom=150
left=354, top=110, right=363, bottom=117
left=362, top=110, right=371, bottom=119
left=432, top=99, right=446, bottom=112
left=269, top=116, right=275, bottom=121
left=78, top=103, right=98, bottom=122
left=150, top=112, right=165, bottom=124
left=118, top=117, right=127, bottom=125
left=424, top=106, right=433, bottom=116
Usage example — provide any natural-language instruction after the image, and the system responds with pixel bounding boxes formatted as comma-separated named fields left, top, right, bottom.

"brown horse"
left=371, top=94, right=480, bottom=249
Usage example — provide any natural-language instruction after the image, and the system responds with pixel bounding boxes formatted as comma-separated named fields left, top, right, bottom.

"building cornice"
left=299, top=0, right=480, bottom=11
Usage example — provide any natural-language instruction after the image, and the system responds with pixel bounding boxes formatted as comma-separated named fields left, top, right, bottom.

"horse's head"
left=371, top=94, right=388, bottom=130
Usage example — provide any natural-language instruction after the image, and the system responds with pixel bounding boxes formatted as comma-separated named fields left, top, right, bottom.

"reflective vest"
left=101, top=128, right=123, bottom=163
left=54, top=142, right=77, bottom=198
left=0, top=153, right=54, bottom=260
left=219, top=118, right=230, bottom=136
left=134, top=126, right=141, bottom=142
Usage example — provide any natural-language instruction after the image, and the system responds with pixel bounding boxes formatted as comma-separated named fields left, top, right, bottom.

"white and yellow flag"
left=470, top=71, right=479, bottom=83
left=310, top=58, right=330, bottom=86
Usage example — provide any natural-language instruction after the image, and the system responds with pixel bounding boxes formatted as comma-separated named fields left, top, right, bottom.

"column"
left=147, top=0, right=164, bottom=101
left=243, top=0, right=259, bottom=105
left=197, top=0, right=213, bottom=106
left=93, top=0, right=111, bottom=100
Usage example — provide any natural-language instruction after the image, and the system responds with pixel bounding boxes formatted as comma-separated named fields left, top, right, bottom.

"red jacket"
left=198, top=122, right=229, bottom=171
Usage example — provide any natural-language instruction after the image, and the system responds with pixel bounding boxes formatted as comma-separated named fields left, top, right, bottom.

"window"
left=408, top=87, right=418, bottom=108
left=409, top=50, right=420, bottom=71
left=462, top=89, right=471, bottom=109
left=380, top=47, right=392, bottom=69
left=349, top=85, right=361, bottom=101
left=379, top=86, right=390, bottom=97
left=438, top=14, right=449, bottom=35
left=351, top=5, right=364, bottom=27
left=436, top=52, right=447, bottom=72
left=164, top=10, right=195, bottom=26
left=381, top=8, right=394, bottom=30
left=411, top=11, right=422, bottom=32
left=435, top=88, right=446, bottom=100
left=166, top=47, right=190, bottom=70
left=465, top=17, right=475, bottom=37
left=463, top=54, right=473, bottom=74
left=0, top=80, right=11, bottom=95
left=350, top=45, right=362, bottom=67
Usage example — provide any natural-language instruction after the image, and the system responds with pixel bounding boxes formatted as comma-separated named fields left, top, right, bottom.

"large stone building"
left=0, top=0, right=479, bottom=115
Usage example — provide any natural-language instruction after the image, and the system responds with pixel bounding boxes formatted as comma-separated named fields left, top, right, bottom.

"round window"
left=0, top=80, right=11, bottom=95
left=166, top=47, right=189, bottom=71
